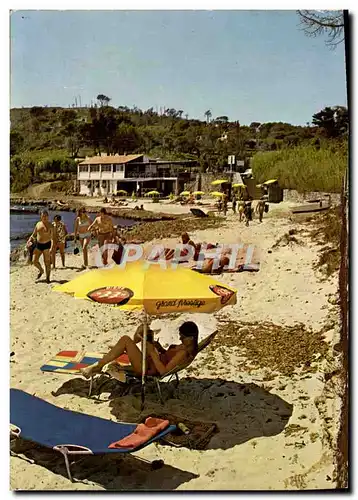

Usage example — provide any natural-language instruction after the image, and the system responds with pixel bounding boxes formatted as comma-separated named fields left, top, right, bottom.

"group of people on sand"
left=217, top=192, right=268, bottom=226
left=26, top=207, right=118, bottom=283
left=25, top=212, right=202, bottom=381
left=101, top=195, right=129, bottom=207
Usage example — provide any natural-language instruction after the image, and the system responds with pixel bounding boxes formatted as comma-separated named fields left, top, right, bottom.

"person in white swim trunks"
left=74, top=207, right=93, bottom=269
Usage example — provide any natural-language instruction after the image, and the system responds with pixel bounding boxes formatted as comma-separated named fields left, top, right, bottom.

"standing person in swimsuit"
left=255, top=198, right=265, bottom=223
left=232, top=194, right=237, bottom=214
left=27, top=210, right=53, bottom=283
left=222, top=193, right=228, bottom=216
left=80, top=321, right=199, bottom=379
left=238, top=200, right=245, bottom=222
left=244, top=201, right=251, bottom=227
left=51, top=215, right=68, bottom=268
left=88, top=207, right=114, bottom=266
left=74, top=207, right=92, bottom=269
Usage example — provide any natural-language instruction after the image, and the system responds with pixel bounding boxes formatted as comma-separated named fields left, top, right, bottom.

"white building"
left=77, top=154, right=199, bottom=197
left=77, top=154, right=143, bottom=196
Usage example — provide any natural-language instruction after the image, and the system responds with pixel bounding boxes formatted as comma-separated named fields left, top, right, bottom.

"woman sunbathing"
left=80, top=321, right=199, bottom=379
left=195, top=255, right=230, bottom=274
left=149, top=234, right=217, bottom=263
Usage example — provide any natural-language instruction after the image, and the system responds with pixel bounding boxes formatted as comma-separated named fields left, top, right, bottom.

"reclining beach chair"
left=10, top=388, right=176, bottom=482
left=190, top=208, right=208, bottom=218
left=90, top=331, right=218, bottom=403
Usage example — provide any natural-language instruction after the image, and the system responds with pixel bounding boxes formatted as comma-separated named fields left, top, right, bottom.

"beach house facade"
left=77, top=154, right=199, bottom=197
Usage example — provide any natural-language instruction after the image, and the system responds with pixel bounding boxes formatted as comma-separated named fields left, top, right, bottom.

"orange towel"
left=108, top=417, right=170, bottom=449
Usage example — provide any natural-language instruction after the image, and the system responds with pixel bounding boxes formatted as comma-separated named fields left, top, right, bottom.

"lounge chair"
left=10, top=388, right=176, bottom=482
left=190, top=208, right=208, bottom=218
left=89, top=331, right=218, bottom=403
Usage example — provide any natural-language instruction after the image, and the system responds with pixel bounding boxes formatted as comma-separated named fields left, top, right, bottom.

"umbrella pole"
left=141, top=312, right=148, bottom=411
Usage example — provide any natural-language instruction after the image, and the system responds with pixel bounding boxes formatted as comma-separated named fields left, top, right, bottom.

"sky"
left=10, top=9, right=348, bottom=126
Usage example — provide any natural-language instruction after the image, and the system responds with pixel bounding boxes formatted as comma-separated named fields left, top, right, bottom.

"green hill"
left=10, top=102, right=348, bottom=193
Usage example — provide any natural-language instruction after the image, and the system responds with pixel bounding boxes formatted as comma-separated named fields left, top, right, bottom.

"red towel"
left=114, top=353, right=130, bottom=365
left=108, top=417, right=170, bottom=449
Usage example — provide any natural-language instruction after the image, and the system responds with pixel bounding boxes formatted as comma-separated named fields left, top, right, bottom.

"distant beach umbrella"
left=211, top=179, right=228, bottom=185
left=263, top=179, right=278, bottom=185
left=145, top=191, right=161, bottom=196
left=211, top=191, right=225, bottom=197
left=180, top=191, right=191, bottom=196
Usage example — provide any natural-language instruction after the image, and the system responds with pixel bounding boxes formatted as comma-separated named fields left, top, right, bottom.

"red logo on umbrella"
left=209, top=285, right=234, bottom=305
left=87, top=287, right=134, bottom=305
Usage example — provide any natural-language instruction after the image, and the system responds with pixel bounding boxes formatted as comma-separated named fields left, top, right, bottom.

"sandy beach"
left=10, top=207, right=343, bottom=491
left=80, top=195, right=302, bottom=217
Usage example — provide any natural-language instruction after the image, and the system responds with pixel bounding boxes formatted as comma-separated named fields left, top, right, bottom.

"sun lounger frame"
left=11, top=427, right=164, bottom=483
left=11, top=426, right=167, bottom=483
left=10, top=389, right=176, bottom=482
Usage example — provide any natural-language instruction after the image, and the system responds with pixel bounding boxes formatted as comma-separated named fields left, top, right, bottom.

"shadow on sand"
left=11, top=438, right=198, bottom=490
left=59, top=266, right=81, bottom=271
left=52, top=376, right=293, bottom=451
left=49, top=279, right=69, bottom=285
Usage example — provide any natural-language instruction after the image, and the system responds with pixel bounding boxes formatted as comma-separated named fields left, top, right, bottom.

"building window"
left=114, top=164, right=123, bottom=172
left=101, top=165, right=112, bottom=172
left=90, top=165, right=100, bottom=173
left=79, top=165, right=88, bottom=173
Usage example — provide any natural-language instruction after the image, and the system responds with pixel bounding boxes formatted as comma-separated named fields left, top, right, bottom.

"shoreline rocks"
left=10, top=198, right=176, bottom=222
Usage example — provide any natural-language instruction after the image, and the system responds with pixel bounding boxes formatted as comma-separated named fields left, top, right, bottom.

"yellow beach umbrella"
left=232, top=183, right=246, bottom=188
left=211, top=179, right=228, bottom=185
left=256, top=184, right=262, bottom=188
left=193, top=191, right=205, bottom=195
left=180, top=191, right=191, bottom=196
left=145, top=190, right=160, bottom=196
left=54, top=261, right=237, bottom=313
left=211, top=191, right=225, bottom=197
left=263, top=179, right=278, bottom=185
left=54, top=261, right=237, bottom=407
left=116, top=189, right=128, bottom=195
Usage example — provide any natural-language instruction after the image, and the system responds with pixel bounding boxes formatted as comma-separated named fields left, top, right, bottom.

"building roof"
left=79, top=154, right=143, bottom=166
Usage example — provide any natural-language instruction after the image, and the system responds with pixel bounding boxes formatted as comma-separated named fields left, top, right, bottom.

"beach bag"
left=73, top=245, right=80, bottom=255
left=264, top=203, right=269, bottom=213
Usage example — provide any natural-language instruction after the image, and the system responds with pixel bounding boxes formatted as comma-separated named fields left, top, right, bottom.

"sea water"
left=10, top=209, right=137, bottom=252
